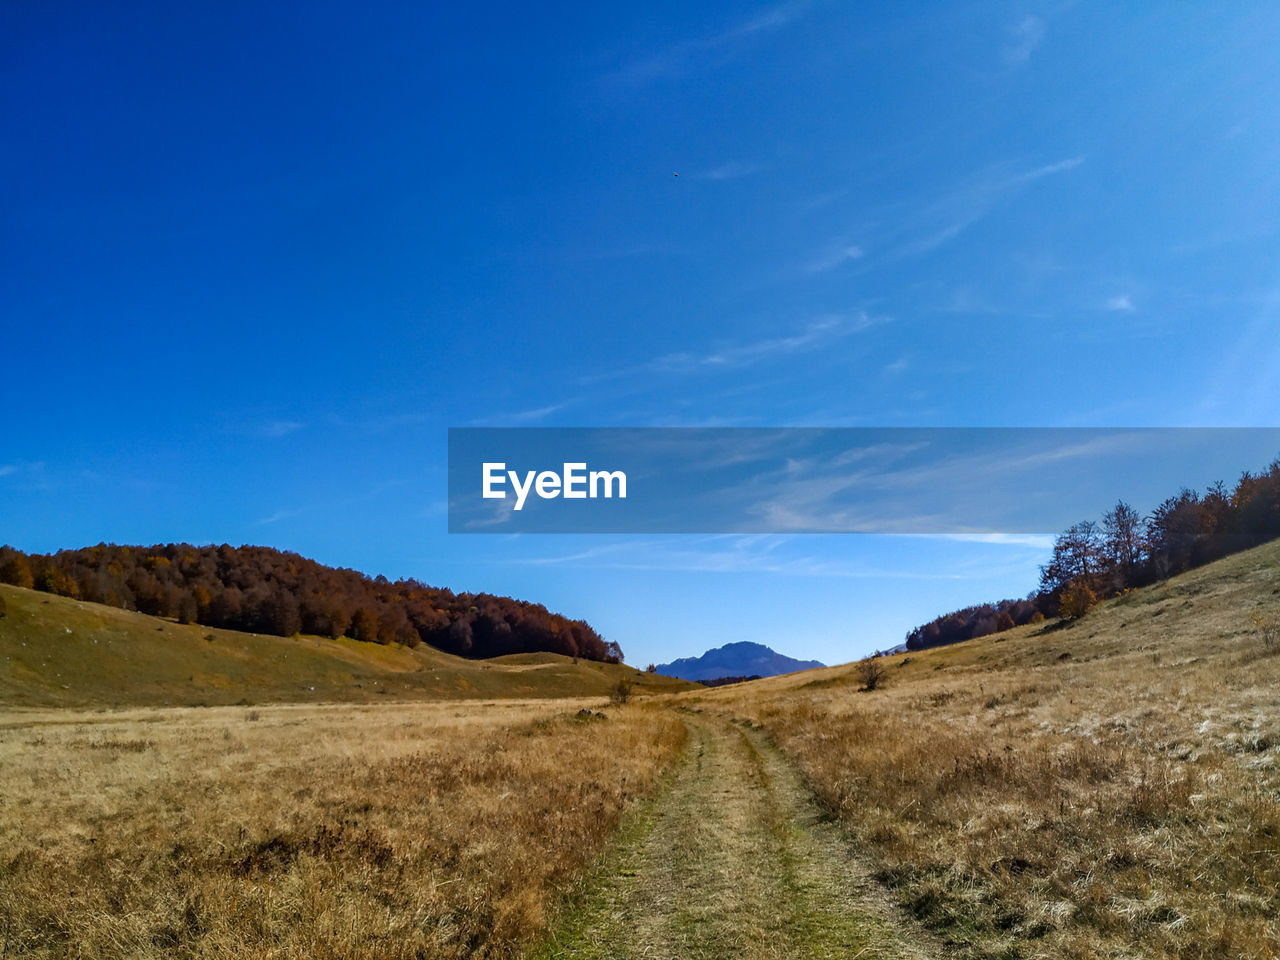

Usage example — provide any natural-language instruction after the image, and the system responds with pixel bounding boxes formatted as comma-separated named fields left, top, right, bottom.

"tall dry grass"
left=705, top=547, right=1280, bottom=958
left=0, top=698, right=685, bottom=959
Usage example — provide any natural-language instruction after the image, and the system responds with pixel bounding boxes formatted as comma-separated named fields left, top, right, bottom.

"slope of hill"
left=656, top=641, right=825, bottom=682
left=696, top=538, right=1280, bottom=959
left=0, top=542, right=621, bottom=660
left=0, top=584, right=694, bottom=707
left=5, top=541, right=1279, bottom=959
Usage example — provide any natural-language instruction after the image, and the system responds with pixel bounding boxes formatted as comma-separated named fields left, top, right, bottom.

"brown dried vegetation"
left=0, top=699, right=685, bottom=958
left=702, top=540, right=1280, bottom=959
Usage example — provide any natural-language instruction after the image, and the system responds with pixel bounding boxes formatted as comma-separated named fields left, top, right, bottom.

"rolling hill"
left=0, top=584, right=694, bottom=707
left=696, top=537, right=1280, bottom=958
left=4, top=538, right=1279, bottom=959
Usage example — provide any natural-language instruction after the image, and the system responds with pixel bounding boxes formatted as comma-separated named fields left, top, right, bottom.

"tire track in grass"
left=532, top=711, right=940, bottom=959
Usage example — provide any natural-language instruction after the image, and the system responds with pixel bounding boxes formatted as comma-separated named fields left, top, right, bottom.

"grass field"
left=0, top=585, right=693, bottom=708
left=0, top=698, right=686, bottom=958
left=3, top=541, right=1280, bottom=958
left=700, top=539, right=1280, bottom=958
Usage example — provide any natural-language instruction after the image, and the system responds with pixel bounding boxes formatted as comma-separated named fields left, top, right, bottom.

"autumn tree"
left=1147, top=488, right=1204, bottom=577
left=0, top=547, right=34, bottom=589
left=1058, top=578, right=1097, bottom=620
left=1102, top=500, right=1145, bottom=583
left=1040, top=521, right=1104, bottom=598
left=350, top=607, right=380, bottom=644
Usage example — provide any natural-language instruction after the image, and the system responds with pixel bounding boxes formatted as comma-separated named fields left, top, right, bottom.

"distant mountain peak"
left=655, top=642, right=824, bottom=683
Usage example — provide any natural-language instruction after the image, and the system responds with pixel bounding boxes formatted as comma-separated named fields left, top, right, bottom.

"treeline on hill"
left=0, top=543, right=622, bottom=662
left=906, top=456, right=1280, bottom=651
left=697, top=675, right=764, bottom=687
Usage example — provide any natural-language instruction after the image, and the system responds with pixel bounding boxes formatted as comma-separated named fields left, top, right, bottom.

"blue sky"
left=4, top=2, right=1280, bottom=666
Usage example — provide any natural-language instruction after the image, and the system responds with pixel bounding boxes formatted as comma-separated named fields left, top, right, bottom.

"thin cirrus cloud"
left=502, top=314, right=884, bottom=426
left=939, top=533, right=1056, bottom=547
left=578, top=312, right=885, bottom=387
left=261, top=420, right=305, bottom=438
left=882, top=357, right=910, bottom=378
left=803, top=243, right=864, bottom=274
left=1004, top=15, right=1046, bottom=65
left=1105, top=294, right=1137, bottom=312
left=253, top=506, right=307, bottom=527
left=0, top=461, right=44, bottom=479
left=604, top=0, right=812, bottom=87
left=729, top=432, right=1147, bottom=534
left=468, top=400, right=577, bottom=427
left=697, top=160, right=766, bottom=181
left=897, top=156, right=1085, bottom=257
left=511, top=534, right=1034, bottom=580
left=651, top=313, right=881, bottom=373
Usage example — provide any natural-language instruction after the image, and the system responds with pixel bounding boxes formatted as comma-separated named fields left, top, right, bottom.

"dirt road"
left=534, top=710, right=939, bottom=959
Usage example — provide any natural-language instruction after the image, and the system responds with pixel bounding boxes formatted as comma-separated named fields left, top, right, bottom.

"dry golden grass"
left=6, top=543, right=1280, bottom=958
left=701, top=540, right=1280, bottom=959
left=0, top=584, right=694, bottom=708
left=0, top=698, right=685, bottom=959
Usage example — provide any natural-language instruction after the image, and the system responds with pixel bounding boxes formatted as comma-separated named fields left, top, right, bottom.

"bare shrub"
left=1249, top=609, right=1279, bottom=649
left=856, top=658, right=886, bottom=691
left=610, top=678, right=633, bottom=705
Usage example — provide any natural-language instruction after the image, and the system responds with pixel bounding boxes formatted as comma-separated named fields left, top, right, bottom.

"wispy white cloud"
left=0, top=461, right=44, bottom=479
left=1017, top=155, right=1085, bottom=182
left=513, top=534, right=994, bottom=580
left=696, top=160, right=765, bottom=181
left=900, top=156, right=1085, bottom=257
left=469, top=400, right=575, bottom=427
left=252, top=480, right=407, bottom=528
left=732, top=432, right=1146, bottom=533
left=1105, top=294, right=1136, bottom=312
left=797, top=189, right=848, bottom=211
left=352, top=410, right=435, bottom=435
left=578, top=312, right=885, bottom=387
left=507, top=532, right=1050, bottom=585
left=803, top=243, right=864, bottom=274
left=1196, top=291, right=1280, bottom=422
left=937, top=533, right=1055, bottom=548
left=1004, top=15, right=1046, bottom=65
left=453, top=491, right=519, bottom=529
left=262, top=420, right=305, bottom=438
left=650, top=313, right=883, bottom=374
left=253, top=506, right=306, bottom=526
left=605, top=0, right=810, bottom=86
left=881, top=356, right=910, bottom=378
left=420, top=499, right=449, bottom=519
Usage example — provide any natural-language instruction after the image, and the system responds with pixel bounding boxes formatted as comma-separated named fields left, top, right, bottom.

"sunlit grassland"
left=702, top=539, right=1280, bottom=959
left=0, top=698, right=686, bottom=959
left=0, top=584, right=693, bottom=708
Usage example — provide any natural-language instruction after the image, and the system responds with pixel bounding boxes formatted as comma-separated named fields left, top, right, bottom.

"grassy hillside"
left=4, top=541, right=1279, bottom=959
left=0, top=584, right=694, bottom=707
left=699, top=537, right=1280, bottom=959
left=0, top=698, right=687, bottom=958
